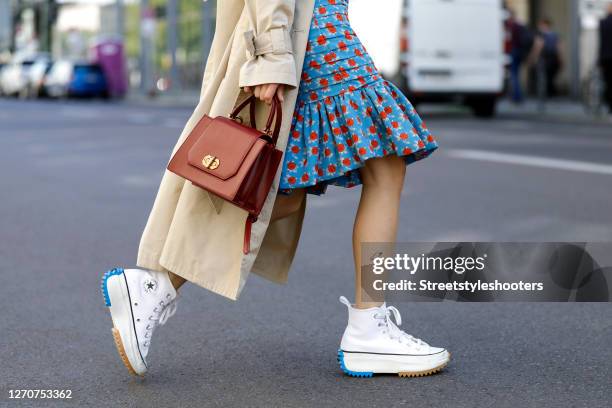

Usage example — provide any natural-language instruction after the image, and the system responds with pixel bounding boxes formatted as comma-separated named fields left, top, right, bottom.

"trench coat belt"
left=243, top=28, right=294, bottom=58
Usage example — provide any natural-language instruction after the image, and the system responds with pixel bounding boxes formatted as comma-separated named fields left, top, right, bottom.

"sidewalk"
left=123, top=89, right=612, bottom=126
left=123, top=89, right=200, bottom=109
left=497, top=98, right=612, bottom=125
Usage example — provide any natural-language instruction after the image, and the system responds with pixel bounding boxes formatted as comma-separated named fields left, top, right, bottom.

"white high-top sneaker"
left=337, top=296, right=450, bottom=378
left=101, top=268, right=178, bottom=376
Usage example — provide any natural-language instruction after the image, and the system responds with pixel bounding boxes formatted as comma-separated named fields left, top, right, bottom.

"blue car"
left=44, top=60, right=109, bottom=98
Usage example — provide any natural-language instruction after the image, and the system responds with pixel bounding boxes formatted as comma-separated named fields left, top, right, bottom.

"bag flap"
left=187, top=116, right=262, bottom=180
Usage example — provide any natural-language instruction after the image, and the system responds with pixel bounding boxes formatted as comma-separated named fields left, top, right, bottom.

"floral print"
left=279, top=0, right=438, bottom=195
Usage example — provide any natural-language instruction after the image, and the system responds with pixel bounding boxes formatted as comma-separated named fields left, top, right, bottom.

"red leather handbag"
left=167, top=95, right=284, bottom=254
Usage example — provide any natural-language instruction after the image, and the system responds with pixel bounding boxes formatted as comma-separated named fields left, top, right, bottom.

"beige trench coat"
left=137, top=0, right=316, bottom=300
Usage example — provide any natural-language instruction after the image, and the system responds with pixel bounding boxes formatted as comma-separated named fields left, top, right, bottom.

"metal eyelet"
left=229, top=115, right=244, bottom=124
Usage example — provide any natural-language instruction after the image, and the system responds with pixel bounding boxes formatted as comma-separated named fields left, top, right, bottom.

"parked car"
left=0, top=60, right=30, bottom=96
left=396, top=0, right=506, bottom=117
left=44, top=60, right=109, bottom=98
left=0, top=59, right=34, bottom=96
left=0, top=54, right=51, bottom=97
left=25, top=59, right=54, bottom=98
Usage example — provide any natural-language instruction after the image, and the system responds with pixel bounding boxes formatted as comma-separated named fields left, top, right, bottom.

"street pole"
left=140, top=0, right=155, bottom=95
left=167, top=0, right=180, bottom=91
left=0, top=0, right=12, bottom=53
left=569, top=0, right=581, bottom=99
left=201, top=0, right=215, bottom=71
left=116, top=0, right=124, bottom=40
left=40, top=0, right=48, bottom=52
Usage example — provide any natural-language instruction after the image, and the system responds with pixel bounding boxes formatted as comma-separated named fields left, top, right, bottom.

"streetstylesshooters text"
left=371, top=253, right=544, bottom=293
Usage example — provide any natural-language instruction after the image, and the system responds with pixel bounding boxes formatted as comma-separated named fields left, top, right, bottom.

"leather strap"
left=230, top=95, right=282, bottom=144
left=249, top=98, right=256, bottom=129
left=243, top=214, right=258, bottom=254
left=230, top=95, right=257, bottom=128
left=263, top=97, right=282, bottom=145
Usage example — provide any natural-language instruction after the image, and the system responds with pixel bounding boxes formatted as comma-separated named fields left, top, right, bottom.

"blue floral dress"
left=279, top=0, right=438, bottom=195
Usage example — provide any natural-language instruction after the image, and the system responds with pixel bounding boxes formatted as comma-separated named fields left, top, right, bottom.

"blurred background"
left=0, top=0, right=610, bottom=115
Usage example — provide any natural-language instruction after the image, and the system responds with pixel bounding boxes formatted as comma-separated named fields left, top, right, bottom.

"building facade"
left=0, top=0, right=13, bottom=56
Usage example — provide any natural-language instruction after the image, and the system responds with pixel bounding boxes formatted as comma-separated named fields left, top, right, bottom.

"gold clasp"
left=202, top=154, right=220, bottom=170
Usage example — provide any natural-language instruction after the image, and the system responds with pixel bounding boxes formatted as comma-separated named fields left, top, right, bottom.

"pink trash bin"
left=91, top=38, right=128, bottom=98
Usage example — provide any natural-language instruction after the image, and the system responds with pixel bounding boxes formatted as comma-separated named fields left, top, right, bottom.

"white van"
left=398, top=0, right=506, bottom=117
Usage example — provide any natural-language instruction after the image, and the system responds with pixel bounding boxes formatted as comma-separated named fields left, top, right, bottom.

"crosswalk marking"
left=446, top=149, right=612, bottom=176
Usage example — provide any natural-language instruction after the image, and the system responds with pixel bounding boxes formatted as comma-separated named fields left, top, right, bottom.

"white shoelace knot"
left=373, top=305, right=428, bottom=347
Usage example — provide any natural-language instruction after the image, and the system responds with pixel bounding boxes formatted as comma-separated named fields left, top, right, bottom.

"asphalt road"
left=1, top=98, right=611, bottom=407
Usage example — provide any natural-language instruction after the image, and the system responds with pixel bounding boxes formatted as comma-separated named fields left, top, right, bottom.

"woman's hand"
left=243, top=83, right=285, bottom=104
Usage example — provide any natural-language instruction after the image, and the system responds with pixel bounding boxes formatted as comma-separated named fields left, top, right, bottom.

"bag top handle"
left=229, top=95, right=283, bottom=145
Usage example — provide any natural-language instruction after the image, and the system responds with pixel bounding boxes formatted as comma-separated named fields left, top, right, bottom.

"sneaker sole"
left=112, top=327, right=139, bottom=376
left=101, top=268, right=146, bottom=376
left=337, top=349, right=450, bottom=378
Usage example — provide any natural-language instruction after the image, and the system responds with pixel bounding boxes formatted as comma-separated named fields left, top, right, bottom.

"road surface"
left=1, top=99, right=610, bottom=407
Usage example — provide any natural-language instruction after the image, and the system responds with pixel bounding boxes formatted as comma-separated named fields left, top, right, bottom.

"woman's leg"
left=339, top=155, right=450, bottom=376
left=271, top=189, right=306, bottom=222
left=168, top=272, right=187, bottom=290
left=353, top=155, right=406, bottom=309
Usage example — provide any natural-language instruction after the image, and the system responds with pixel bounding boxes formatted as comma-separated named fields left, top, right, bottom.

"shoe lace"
left=373, top=305, right=428, bottom=347
left=143, top=296, right=177, bottom=347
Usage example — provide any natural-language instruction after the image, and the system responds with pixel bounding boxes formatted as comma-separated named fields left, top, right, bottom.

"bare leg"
left=353, top=155, right=406, bottom=309
left=271, top=189, right=306, bottom=222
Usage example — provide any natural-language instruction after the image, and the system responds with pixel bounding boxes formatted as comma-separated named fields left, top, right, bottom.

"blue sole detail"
left=101, top=268, right=125, bottom=307
left=337, top=349, right=374, bottom=378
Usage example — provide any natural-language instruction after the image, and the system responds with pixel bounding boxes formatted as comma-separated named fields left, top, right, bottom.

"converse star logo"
left=143, top=279, right=158, bottom=293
